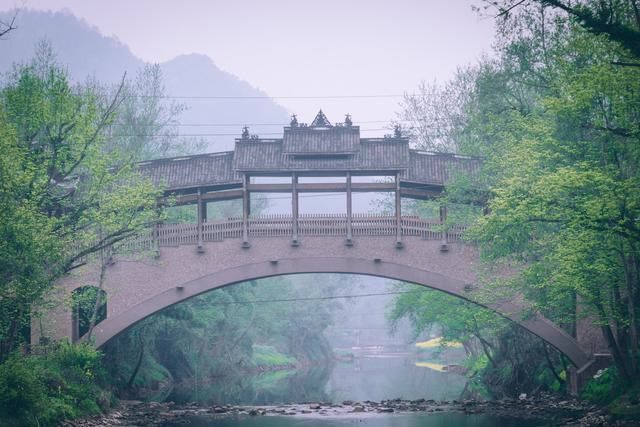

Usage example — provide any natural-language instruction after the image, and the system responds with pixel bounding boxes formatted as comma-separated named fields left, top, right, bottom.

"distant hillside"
left=0, top=10, right=289, bottom=151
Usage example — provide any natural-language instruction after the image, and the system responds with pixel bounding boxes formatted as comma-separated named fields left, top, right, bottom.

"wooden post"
left=200, top=195, right=208, bottom=223
left=346, top=172, right=353, bottom=245
left=242, top=174, right=250, bottom=248
left=292, top=172, right=299, bottom=246
left=395, top=172, right=403, bottom=248
left=197, top=188, right=204, bottom=252
left=153, top=204, right=161, bottom=258
left=440, top=204, right=449, bottom=252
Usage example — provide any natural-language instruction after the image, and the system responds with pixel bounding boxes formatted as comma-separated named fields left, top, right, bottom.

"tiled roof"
left=136, top=133, right=482, bottom=192
left=282, top=126, right=360, bottom=154
left=408, top=151, right=482, bottom=186
left=233, top=138, right=409, bottom=171
left=137, top=152, right=238, bottom=190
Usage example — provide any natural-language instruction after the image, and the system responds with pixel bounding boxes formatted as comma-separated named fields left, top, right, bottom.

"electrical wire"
left=108, top=128, right=393, bottom=137
left=127, top=94, right=416, bottom=100
left=203, top=289, right=426, bottom=306
left=110, top=120, right=411, bottom=127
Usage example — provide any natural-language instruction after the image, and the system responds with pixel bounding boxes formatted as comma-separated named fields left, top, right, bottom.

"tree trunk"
left=127, top=329, right=146, bottom=390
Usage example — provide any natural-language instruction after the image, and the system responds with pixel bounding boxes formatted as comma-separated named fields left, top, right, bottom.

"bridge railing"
left=100, top=215, right=469, bottom=254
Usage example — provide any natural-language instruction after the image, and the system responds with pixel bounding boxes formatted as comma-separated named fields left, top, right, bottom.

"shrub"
left=0, top=355, right=46, bottom=426
left=581, top=367, right=619, bottom=406
left=0, top=342, right=111, bottom=426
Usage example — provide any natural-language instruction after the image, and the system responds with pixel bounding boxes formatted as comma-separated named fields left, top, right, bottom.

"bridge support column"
left=395, top=172, right=403, bottom=248
left=292, top=173, right=299, bottom=246
left=197, top=188, right=205, bottom=253
left=440, top=205, right=448, bottom=252
left=346, top=172, right=353, bottom=246
left=242, top=174, right=250, bottom=248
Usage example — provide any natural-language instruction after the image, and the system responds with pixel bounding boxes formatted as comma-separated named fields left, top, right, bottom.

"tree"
left=104, top=64, right=204, bottom=161
left=0, top=43, right=161, bottom=358
left=483, top=0, right=640, bottom=59
left=465, top=1, right=640, bottom=384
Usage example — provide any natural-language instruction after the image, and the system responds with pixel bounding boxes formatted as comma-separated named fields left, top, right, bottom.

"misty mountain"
left=0, top=10, right=289, bottom=151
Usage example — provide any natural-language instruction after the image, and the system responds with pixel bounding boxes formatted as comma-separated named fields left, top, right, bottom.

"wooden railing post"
left=242, top=174, right=250, bottom=248
left=292, top=173, right=299, bottom=246
left=395, top=172, right=403, bottom=248
left=440, top=204, right=449, bottom=252
left=346, top=172, right=353, bottom=246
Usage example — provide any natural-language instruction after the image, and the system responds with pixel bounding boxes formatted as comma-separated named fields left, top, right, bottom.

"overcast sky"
left=1, top=0, right=495, bottom=126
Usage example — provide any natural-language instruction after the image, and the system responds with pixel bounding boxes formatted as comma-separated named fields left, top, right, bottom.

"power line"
left=110, top=120, right=410, bottom=127
left=127, top=94, right=414, bottom=100
left=109, top=128, right=391, bottom=137
left=203, top=289, right=425, bottom=306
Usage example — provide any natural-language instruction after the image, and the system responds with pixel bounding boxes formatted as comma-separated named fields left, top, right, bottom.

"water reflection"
left=169, top=353, right=467, bottom=406
left=168, top=365, right=332, bottom=405
left=327, top=356, right=467, bottom=402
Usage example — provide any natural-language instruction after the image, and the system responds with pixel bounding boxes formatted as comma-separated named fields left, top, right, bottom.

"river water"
left=161, top=350, right=555, bottom=426
left=161, top=288, right=556, bottom=425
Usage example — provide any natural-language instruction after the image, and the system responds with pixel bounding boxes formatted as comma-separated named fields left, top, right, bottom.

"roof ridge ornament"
left=310, top=109, right=332, bottom=127
left=344, top=114, right=352, bottom=127
left=394, top=124, right=402, bottom=138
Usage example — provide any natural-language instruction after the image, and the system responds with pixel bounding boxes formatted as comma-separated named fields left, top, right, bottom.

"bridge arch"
left=88, top=254, right=592, bottom=370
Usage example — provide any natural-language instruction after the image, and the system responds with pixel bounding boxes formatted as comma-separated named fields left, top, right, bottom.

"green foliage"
left=392, top=2, right=640, bottom=394
left=0, top=42, right=166, bottom=357
left=252, top=345, right=297, bottom=368
left=103, top=274, right=342, bottom=402
left=0, top=342, right=109, bottom=426
left=581, top=367, right=619, bottom=405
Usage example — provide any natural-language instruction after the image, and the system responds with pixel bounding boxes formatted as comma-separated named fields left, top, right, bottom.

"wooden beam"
left=247, top=182, right=395, bottom=193
left=168, top=189, right=243, bottom=206
left=399, top=187, right=443, bottom=200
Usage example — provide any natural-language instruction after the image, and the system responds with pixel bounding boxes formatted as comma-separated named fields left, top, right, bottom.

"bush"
left=0, top=342, right=111, bottom=426
left=581, top=367, right=619, bottom=405
left=0, top=355, right=46, bottom=426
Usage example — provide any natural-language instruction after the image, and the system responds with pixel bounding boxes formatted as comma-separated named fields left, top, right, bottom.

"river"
left=157, top=348, right=562, bottom=426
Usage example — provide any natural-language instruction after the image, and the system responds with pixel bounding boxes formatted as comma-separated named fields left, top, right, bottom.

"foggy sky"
left=0, top=0, right=495, bottom=125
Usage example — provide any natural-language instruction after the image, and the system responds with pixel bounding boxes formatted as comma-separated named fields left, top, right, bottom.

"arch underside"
left=89, top=256, right=592, bottom=370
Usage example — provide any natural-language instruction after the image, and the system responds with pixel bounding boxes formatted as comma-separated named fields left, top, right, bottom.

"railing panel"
left=116, top=229, right=155, bottom=253
left=158, top=223, right=198, bottom=246
left=299, top=214, right=347, bottom=236
left=71, top=216, right=468, bottom=259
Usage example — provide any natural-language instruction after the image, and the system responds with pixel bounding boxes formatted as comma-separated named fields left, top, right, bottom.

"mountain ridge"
left=0, top=9, right=289, bottom=151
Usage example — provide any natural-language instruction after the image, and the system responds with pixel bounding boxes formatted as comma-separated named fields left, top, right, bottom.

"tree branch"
left=0, top=12, right=17, bottom=39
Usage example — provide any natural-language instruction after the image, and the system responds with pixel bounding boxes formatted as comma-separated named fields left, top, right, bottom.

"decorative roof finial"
left=290, top=114, right=298, bottom=127
left=394, top=124, right=402, bottom=138
left=310, top=109, right=332, bottom=127
left=241, top=126, right=250, bottom=139
left=344, top=114, right=352, bottom=127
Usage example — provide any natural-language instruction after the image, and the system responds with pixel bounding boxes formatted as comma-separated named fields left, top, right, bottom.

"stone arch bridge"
left=36, top=112, right=607, bottom=393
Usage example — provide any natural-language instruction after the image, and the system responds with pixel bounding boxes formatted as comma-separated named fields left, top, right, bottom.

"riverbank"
left=63, top=395, right=635, bottom=426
